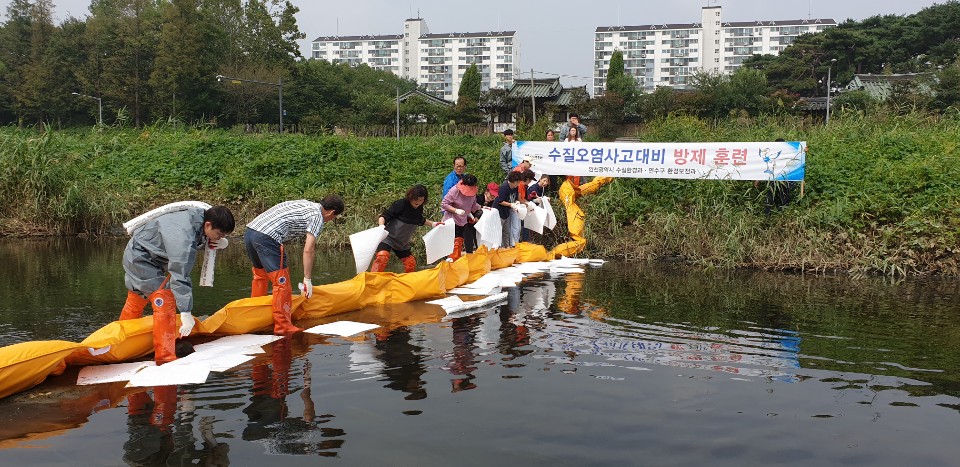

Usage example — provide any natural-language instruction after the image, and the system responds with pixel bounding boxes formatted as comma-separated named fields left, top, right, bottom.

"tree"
left=452, top=63, right=482, bottom=123
left=606, top=49, right=624, bottom=92
left=85, top=0, right=162, bottom=126
left=150, top=0, right=220, bottom=123
left=931, top=60, right=960, bottom=111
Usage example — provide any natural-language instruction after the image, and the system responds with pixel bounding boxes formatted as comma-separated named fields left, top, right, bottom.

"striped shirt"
left=246, top=200, right=325, bottom=244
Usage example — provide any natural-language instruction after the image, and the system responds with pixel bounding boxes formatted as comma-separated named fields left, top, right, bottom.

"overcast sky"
left=2, top=0, right=945, bottom=87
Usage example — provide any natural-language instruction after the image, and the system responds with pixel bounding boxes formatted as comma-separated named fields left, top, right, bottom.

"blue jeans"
left=244, top=229, right=286, bottom=272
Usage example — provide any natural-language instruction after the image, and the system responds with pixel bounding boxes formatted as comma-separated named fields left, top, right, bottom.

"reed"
left=0, top=110, right=957, bottom=276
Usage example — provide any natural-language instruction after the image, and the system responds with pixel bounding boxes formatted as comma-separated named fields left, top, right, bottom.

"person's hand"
left=208, top=237, right=229, bottom=250
left=299, top=278, right=313, bottom=298
left=179, top=312, right=195, bottom=337
left=453, top=208, right=465, bottom=216
left=467, top=213, right=476, bottom=223
left=511, top=202, right=521, bottom=212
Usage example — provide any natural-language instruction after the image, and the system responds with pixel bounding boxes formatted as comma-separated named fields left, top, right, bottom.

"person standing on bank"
left=499, top=129, right=515, bottom=180
left=371, top=185, right=443, bottom=273
left=559, top=113, right=587, bottom=141
left=119, top=204, right=236, bottom=364
left=244, top=195, right=345, bottom=335
left=442, top=156, right=467, bottom=198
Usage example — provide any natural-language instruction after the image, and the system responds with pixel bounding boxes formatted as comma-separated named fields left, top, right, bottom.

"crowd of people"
left=117, top=113, right=592, bottom=366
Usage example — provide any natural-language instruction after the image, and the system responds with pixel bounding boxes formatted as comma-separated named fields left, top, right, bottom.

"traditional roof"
left=554, top=87, right=588, bottom=107
left=846, top=73, right=935, bottom=100
left=398, top=89, right=455, bottom=107
left=507, top=78, right=564, bottom=99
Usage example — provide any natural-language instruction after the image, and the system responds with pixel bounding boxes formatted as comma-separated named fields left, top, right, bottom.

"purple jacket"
left=441, top=186, right=482, bottom=226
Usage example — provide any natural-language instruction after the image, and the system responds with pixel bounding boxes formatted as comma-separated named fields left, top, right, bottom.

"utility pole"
left=530, top=69, right=536, bottom=125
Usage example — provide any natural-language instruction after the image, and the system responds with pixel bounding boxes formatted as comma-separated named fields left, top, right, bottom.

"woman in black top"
left=371, top=185, right=441, bottom=273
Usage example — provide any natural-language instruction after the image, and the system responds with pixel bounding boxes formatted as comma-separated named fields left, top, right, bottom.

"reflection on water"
left=2, top=239, right=960, bottom=464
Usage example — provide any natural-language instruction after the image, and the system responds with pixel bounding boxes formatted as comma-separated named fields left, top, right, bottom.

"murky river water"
left=1, top=238, right=959, bottom=465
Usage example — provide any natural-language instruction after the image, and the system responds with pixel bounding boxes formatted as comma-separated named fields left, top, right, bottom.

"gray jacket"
left=123, top=207, right=205, bottom=313
left=500, top=142, right=513, bottom=174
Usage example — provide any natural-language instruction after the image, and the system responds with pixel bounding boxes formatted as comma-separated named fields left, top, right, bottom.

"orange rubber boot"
left=148, top=288, right=178, bottom=365
left=251, top=267, right=270, bottom=297
left=370, top=250, right=391, bottom=272
left=119, top=290, right=149, bottom=320
left=267, top=268, right=301, bottom=335
left=449, top=237, right=464, bottom=261
left=151, top=385, right=178, bottom=429
left=402, top=255, right=417, bottom=273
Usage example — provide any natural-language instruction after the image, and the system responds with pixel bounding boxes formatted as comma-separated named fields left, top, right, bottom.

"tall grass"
left=1, top=111, right=958, bottom=275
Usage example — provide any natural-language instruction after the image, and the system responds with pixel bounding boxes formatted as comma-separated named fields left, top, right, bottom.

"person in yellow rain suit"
left=118, top=205, right=235, bottom=364
left=551, top=176, right=614, bottom=258
left=243, top=196, right=345, bottom=335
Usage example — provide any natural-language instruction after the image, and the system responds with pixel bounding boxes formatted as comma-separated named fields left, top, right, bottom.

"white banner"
left=514, top=141, right=806, bottom=181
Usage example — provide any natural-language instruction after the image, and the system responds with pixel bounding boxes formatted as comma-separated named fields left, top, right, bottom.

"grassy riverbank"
left=2, top=112, right=958, bottom=275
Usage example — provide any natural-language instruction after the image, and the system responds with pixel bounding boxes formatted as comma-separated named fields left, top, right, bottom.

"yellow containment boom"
left=0, top=177, right=613, bottom=400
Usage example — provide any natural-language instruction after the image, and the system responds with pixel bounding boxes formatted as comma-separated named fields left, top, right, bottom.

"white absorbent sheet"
left=441, top=292, right=509, bottom=314
left=127, top=364, right=210, bottom=388
left=422, top=218, right=456, bottom=264
left=304, top=321, right=381, bottom=337
left=542, top=197, right=557, bottom=230
left=475, top=207, right=502, bottom=249
left=350, top=226, right=389, bottom=274
left=77, top=361, right=156, bottom=385
left=524, top=202, right=548, bottom=234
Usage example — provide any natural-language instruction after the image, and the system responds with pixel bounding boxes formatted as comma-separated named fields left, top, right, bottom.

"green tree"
left=453, top=63, right=482, bottom=123
left=150, top=0, right=220, bottom=123
left=85, top=0, right=162, bottom=126
left=606, top=49, right=624, bottom=92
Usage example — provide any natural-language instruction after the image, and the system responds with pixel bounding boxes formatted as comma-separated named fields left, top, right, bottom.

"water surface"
left=1, top=238, right=958, bottom=465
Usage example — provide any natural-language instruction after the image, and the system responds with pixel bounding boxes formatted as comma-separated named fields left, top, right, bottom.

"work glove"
left=453, top=208, right=465, bottom=216
left=467, top=213, right=477, bottom=224
left=208, top=237, right=229, bottom=250
left=299, top=278, right=313, bottom=298
left=179, top=312, right=195, bottom=337
left=511, top=202, right=521, bottom=212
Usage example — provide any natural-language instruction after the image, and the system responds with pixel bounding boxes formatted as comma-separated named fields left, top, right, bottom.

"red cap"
left=487, top=182, right=500, bottom=196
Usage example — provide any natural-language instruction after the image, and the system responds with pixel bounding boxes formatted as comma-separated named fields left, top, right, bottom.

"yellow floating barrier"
left=0, top=179, right=613, bottom=400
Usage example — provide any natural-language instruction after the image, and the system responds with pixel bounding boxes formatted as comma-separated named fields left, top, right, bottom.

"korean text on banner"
left=514, top=141, right=806, bottom=181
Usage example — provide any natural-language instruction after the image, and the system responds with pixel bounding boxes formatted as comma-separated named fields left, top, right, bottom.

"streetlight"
left=72, top=92, right=102, bottom=126
left=825, top=58, right=837, bottom=125
left=216, top=74, right=284, bottom=133
left=379, top=79, right=400, bottom=141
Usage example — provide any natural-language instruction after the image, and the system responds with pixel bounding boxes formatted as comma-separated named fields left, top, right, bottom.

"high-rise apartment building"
left=312, top=18, right=519, bottom=102
left=594, top=6, right=836, bottom=95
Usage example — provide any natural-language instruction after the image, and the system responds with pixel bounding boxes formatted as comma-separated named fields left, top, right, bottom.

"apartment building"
left=594, top=6, right=836, bottom=94
left=312, top=18, right=519, bottom=102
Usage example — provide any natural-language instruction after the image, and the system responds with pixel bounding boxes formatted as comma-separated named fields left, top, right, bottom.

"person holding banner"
left=559, top=113, right=587, bottom=141
left=119, top=205, right=235, bottom=364
left=371, top=185, right=442, bottom=273
left=563, top=125, right=583, bottom=142
left=244, top=195, right=345, bottom=335
left=441, top=174, right=482, bottom=260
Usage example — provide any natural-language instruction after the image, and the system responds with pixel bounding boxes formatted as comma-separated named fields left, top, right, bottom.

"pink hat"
left=487, top=182, right=500, bottom=196
left=457, top=181, right=478, bottom=197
